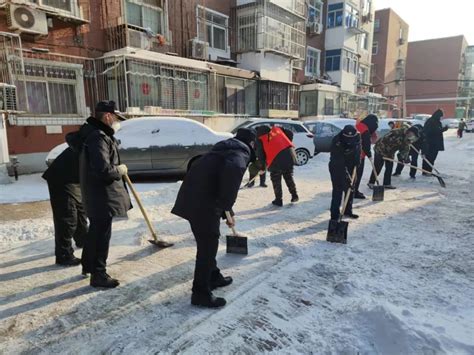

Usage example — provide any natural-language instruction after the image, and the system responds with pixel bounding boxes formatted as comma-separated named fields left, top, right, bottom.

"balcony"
left=269, top=0, right=306, bottom=19
left=24, top=0, right=89, bottom=23
left=236, top=8, right=306, bottom=61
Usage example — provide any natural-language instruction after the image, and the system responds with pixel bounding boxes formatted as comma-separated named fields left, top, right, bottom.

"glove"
left=117, top=164, right=128, bottom=176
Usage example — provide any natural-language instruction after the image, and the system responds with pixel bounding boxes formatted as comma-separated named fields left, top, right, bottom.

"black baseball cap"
left=95, top=100, right=126, bottom=121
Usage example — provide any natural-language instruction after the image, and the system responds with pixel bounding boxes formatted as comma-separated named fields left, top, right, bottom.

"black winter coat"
left=423, top=110, right=447, bottom=152
left=329, top=132, right=361, bottom=183
left=42, top=147, right=82, bottom=201
left=67, top=117, right=132, bottom=219
left=171, top=138, right=251, bottom=223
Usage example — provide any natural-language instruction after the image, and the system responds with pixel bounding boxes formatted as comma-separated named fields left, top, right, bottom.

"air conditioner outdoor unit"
left=399, top=38, right=406, bottom=45
left=0, top=84, right=18, bottom=112
left=128, top=29, right=154, bottom=50
left=7, top=4, right=48, bottom=36
left=309, top=22, right=323, bottom=35
left=189, top=39, right=209, bottom=60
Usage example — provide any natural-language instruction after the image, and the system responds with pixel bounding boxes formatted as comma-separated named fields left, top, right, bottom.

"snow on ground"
left=0, top=131, right=473, bottom=354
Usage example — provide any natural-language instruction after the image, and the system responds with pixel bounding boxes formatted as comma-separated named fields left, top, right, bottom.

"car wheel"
left=295, top=149, right=310, bottom=166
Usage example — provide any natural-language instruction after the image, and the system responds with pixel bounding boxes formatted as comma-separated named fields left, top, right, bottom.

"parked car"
left=231, top=118, right=315, bottom=166
left=441, top=118, right=460, bottom=129
left=466, top=119, right=474, bottom=132
left=377, top=118, right=413, bottom=138
left=45, top=117, right=232, bottom=176
left=304, top=118, right=356, bottom=153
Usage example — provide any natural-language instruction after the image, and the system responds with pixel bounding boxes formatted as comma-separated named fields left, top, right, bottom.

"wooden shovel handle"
left=225, top=211, right=238, bottom=236
left=368, top=157, right=381, bottom=186
left=124, top=174, right=158, bottom=241
left=409, top=144, right=442, bottom=176
left=340, top=166, right=357, bottom=220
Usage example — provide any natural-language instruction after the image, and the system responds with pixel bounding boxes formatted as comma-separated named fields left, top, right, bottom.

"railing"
left=269, top=0, right=306, bottom=18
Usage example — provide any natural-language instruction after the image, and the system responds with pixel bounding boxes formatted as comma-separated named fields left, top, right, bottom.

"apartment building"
left=2, top=0, right=303, bottom=174
left=405, top=35, right=469, bottom=118
left=459, top=45, right=474, bottom=118
left=299, top=0, right=386, bottom=119
left=371, top=8, right=409, bottom=118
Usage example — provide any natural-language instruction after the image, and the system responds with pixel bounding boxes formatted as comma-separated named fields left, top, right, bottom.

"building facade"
left=460, top=45, right=474, bottom=118
left=371, top=8, right=408, bottom=118
left=405, top=35, right=469, bottom=118
left=0, top=0, right=308, bottom=174
left=299, top=0, right=386, bottom=119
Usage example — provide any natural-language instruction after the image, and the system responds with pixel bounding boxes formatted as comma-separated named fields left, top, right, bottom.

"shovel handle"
left=368, top=157, right=381, bottom=186
left=340, top=167, right=357, bottom=220
left=225, top=211, right=238, bottom=236
left=409, top=144, right=442, bottom=176
left=124, top=174, right=158, bottom=242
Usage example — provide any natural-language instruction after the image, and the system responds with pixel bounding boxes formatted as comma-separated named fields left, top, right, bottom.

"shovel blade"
left=437, top=176, right=446, bottom=188
left=326, top=220, right=348, bottom=244
left=372, top=185, right=385, bottom=201
left=226, top=235, right=248, bottom=255
left=148, top=239, right=174, bottom=248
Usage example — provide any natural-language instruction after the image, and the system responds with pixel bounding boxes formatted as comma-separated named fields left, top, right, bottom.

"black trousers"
left=81, top=216, right=113, bottom=274
left=47, top=182, right=88, bottom=260
left=395, top=148, right=419, bottom=178
left=190, top=216, right=222, bottom=295
left=369, top=152, right=393, bottom=186
left=329, top=167, right=354, bottom=220
left=422, top=148, right=439, bottom=173
left=355, top=158, right=365, bottom=193
left=270, top=169, right=297, bottom=200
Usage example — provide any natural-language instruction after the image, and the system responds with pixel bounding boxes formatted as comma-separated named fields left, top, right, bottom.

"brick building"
left=405, top=35, right=469, bottom=118
left=371, top=8, right=409, bottom=118
left=0, top=0, right=306, bottom=174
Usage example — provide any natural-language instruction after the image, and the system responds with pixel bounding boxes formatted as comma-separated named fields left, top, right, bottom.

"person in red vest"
left=354, top=114, right=379, bottom=199
left=260, top=126, right=298, bottom=207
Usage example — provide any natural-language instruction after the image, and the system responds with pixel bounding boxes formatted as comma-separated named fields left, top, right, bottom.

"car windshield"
left=231, top=120, right=253, bottom=134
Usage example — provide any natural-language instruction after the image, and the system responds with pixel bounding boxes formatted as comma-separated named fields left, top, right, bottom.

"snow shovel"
left=240, top=170, right=265, bottom=189
left=409, top=144, right=443, bottom=176
left=368, top=157, right=385, bottom=201
left=225, top=211, right=248, bottom=255
left=124, top=174, right=174, bottom=248
left=327, top=167, right=357, bottom=244
left=383, top=158, right=446, bottom=188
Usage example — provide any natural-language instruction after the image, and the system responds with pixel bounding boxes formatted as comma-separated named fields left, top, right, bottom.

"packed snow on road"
left=0, top=131, right=473, bottom=354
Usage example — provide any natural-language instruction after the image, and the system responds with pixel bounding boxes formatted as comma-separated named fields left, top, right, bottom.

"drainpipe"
left=0, top=113, right=11, bottom=184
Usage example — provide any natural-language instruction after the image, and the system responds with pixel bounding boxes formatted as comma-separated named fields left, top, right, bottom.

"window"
left=372, top=41, right=378, bottom=55
left=359, top=65, right=369, bottom=84
left=327, top=3, right=344, bottom=28
left=237, top=15, right=256, bottom=51
left=345, top=4, right=359, bottom=28
left=16, top=60, right=84, bottom=116
left=324, top=98, right=334, bottom=115
left=325, top=49, right=341, bottom=72
left=197, top=6, right=229, bottom=51
left=126, top=0, right=163, bottom=34
left=374, top=18, right=380, bottom=32
left=260, top=81, right=298, bottom=111
left=41, top=0, right=72, bottom=12
left=343, top=50, right=358, bottom=74
left=306, top=47, right=321, bottom=77
left=361, top=0, right=371, bottom=16
left=360, top=32, right=369, bottom=50
left=308, top=0, right=323, bottom=26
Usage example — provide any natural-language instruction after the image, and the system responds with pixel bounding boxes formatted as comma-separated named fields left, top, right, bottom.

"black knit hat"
left=236, top=128, right=257, bottom=146
left=341, top=125, right=360, bottom=146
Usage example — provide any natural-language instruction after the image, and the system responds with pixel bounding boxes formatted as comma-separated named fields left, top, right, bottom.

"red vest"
left=260, top=126, right=294, bottom=168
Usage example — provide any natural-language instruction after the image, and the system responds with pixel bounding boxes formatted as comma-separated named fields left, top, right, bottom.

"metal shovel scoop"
left=225, top=211, right=248, bottom=254
left=368, top=157, right=385, bottom=201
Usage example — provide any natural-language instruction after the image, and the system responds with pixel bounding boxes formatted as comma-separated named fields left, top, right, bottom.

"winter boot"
left=55, top=255, right=81, bottom=267
left=90, top=272, right=120, bottom=288
left=211, top=274, right=233, bottom=290
left=191, top=293, right=226, bottom=308
left=260, top=183, right=268, bottom=188
left=384, top=185, right=397, bottom=190
left=392, top=172, right=401, bottom=177
left=354, top=191, right=366, bottom=199
left=272, top=199, right=283, bottom=207
left=291, top=194, right=299, bottom=203
left=343, top=213, right=359, bottom=219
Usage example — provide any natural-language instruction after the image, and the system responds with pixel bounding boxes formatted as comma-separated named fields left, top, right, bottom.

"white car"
left=466, top=119, right=474, bottom=132
left=231, top=118, right=315, bottom=165
left=46, top=117, right=232, bottom=176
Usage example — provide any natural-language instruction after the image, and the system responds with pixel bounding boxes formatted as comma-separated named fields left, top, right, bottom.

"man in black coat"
left=393, top=124, right=424, bottom=178
left=246, top=125, right=269, bottom=188
left=67, top=101, right=131, bottom=288
left=172, top=128, right=256, bottom=308
left=42, top=147, right=88, bottom=266
left=329, top=126, right=361, bottom=221
left=422, top=109, right=447, bottom=174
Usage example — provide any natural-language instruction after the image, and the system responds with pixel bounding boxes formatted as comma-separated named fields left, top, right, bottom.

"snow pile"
left=0, top=174, right=49, bottom=203
left=0, top=131, right=473, bottom=354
